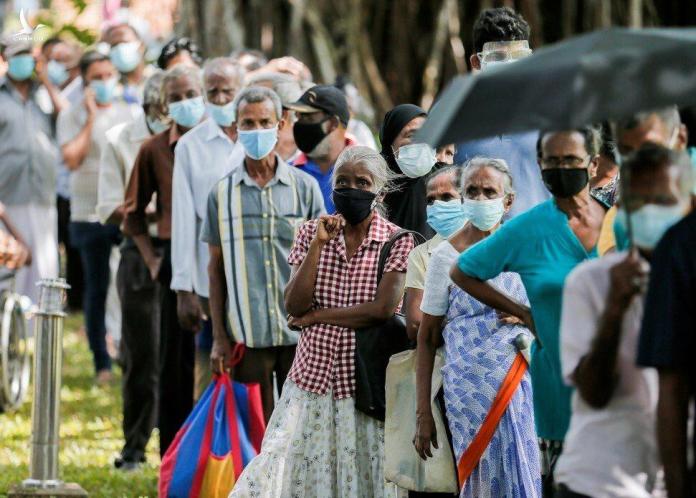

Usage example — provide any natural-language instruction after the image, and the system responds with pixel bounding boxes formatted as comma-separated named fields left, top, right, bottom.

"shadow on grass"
left=0, top=314, right=159, bottom=497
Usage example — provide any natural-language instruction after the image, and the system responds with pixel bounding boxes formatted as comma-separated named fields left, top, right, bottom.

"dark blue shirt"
left=292, top=156, right=335, bottom=214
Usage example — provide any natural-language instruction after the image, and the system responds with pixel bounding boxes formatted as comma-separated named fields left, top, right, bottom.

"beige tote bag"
left=384, top=348, right=458, bottom=493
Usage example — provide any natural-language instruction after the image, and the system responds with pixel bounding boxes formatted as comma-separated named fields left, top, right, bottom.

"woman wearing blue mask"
left=415, top=158, right=541, bottom=498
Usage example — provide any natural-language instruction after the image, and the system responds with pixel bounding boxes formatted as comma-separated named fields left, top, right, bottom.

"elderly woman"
left=231, top=146, right=415, bottom=497
left=451, top=128, right=606, bottom=492
left=414, top=158, right=540, bottom=498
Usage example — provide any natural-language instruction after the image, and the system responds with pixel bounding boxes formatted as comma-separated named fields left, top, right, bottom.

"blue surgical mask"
left=426, top=200, right=466, bottom=237
left=110, top=41, right=142, bottom=73
left=207, top=102, right=236, bottom=127
left=463, top=197, right=506, bottom=231
left=615, top=204, right=685, bottom=250
left=238, top=126, right=278, bottom=160
left=8, top=55, right=35, bottom=81
left=90, top=77, right=118, bottom=104
left=47, top=60, right=69, bottom=86
left=168, top=96, right=205, bottom=128
left=146, top=116, right=170, bottom=134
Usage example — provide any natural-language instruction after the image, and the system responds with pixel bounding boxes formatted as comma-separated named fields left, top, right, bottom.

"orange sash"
left=456, top=353, right=528, bottom=488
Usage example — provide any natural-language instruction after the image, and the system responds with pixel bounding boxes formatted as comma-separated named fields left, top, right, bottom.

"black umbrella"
left=417, top=27, right=696, bottom=147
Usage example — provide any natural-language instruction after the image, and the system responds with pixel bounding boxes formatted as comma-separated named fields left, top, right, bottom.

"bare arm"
left=284, top=239, right=324, bottom=317
left=208, top=245, right=232, bottom=374
left=414, top=312, right=444, bottom=459
left=291, top=271, right=406, bottom=329
left=404, top=288, right=423, bottom=343
left=657, top=369, right=690, bottom=498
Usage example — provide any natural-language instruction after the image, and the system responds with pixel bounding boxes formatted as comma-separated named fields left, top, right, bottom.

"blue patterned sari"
left=442, top=272, right=541, bottom=498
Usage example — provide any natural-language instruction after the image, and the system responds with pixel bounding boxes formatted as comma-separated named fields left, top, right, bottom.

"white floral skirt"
left=230, top=380, right=387, bottom=498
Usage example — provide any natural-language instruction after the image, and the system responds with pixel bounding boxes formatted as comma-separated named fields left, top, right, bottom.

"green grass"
left=0, top=314, right=159, bottom=497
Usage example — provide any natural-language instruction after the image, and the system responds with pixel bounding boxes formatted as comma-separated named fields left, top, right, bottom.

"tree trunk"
left=421, top=0, right=450, bottom=110
left=629, top=0, right=643, bottom=27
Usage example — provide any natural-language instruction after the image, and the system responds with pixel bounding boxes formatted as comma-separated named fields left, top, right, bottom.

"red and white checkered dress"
left=287, top=214, right=414, bottom=399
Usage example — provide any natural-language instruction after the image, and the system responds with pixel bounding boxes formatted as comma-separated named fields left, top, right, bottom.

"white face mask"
left=395, top=143, right=437, bottom=178
left=463, top=197, right=506, bottom=231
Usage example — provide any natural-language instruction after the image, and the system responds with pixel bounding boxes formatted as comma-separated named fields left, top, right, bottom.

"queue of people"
left=2, top=4, right=696, bottom=498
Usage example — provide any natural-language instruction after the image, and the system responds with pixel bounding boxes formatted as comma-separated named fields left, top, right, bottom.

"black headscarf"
left=379, top=104, right=427, bottom=171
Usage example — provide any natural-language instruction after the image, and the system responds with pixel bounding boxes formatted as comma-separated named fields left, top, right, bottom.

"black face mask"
left=541, top=168, right=589, bottom=198
left=293, top=119, right=329, bottom=153
left=332, top=188, right=377, bottom=225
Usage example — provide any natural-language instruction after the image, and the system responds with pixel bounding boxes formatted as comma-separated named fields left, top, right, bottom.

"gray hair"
left=161, top=64, right=203, bottom=97
left=332, top=145, right=399, bottom=194
left=143, top=70, right=165, bottom=106
left=245, top=71, right=303, bottom=107
left=203, top=57, right=246, bottom=86
left=462, top=157, right=515, bottom=195
left=425, top=166, right=464, bottom=191
left=233, top=86, right=283, bottom=121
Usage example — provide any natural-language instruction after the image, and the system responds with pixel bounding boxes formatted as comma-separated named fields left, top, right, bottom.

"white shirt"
left=555, top=252, right=658, bottom=498
left=420, top=240, right=458, bottom=316
left=57, top=100, right=141, bottom=222
left=96, top=114, right=151, bottom=225
left=170, top=118, right=245, bottom=297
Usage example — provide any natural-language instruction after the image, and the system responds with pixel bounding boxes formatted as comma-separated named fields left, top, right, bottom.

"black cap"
left=286, top=84, right=350, bottom=125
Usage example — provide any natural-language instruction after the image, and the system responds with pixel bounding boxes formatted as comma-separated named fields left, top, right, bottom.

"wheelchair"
left=0, top=274, right=32, bottom=413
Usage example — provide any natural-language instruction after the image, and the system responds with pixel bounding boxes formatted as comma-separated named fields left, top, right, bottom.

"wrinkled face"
left=617, top=114, right=686, bottom=155
left=426, top=172, right=460, bottom=205
left=463, top=166, right=507, bottom=200
left=539, top=130, right=596, bottom=176
left=163, top=74, right=202, bottom=104
left=84, top=59, right=116, bottom=84
left=392, top=116, right=426, bottom=152
left=205, top=71, right=241, bottom=106
left=436, top=144, right=456, bottom=165
left=334, top=161, right=376, bottom=193
left=236, top=99, right=280, bottom=131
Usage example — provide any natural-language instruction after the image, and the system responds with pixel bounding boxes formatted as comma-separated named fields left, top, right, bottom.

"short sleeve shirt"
left=405, top=233, right=444, bottom=290
left=457, top=199, right=599, bottom=440
left=286, top=214, right=414, bottom=399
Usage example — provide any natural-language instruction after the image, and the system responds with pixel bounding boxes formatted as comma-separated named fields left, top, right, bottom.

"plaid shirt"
left=287, top=213, right=414, bottom=399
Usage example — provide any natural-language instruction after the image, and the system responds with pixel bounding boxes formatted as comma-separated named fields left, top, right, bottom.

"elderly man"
left=97, top=71, right=167, bottom=471
left=170, top=57, right=245, bottom=400
left=123, top=64, right=205, bottom=457
left=58, top=50, right=140, bottom=383
left=286, top=84, right=354, bottom=213
left=246, top=71, right=304, bottom=162
left=0, top=39, right=59, bottom=305
left=202, top=86, right=325, bottom=421
left=103, top=22, right=151, bottom=104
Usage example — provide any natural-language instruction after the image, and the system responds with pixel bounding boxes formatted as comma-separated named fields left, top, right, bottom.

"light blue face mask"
left=426, top=200, right=466, bottom=237
left=90, top=78, right=118, bottom=104
left=146, top=116, right=170, bottom=134
left=463, top=196, right=506, bottom=231
left=8, top=55, right=35, bottom=81
left=207, top=101, right=236, bottom=127
left=47, top=60, right=69, bottom=86
left=168, top=96, right=206, bottom=128
left=615, top=204, right=685, bottom=250
left=110, top=41, right=142, bottom=73
left=238, top=126, right=278, bottom=160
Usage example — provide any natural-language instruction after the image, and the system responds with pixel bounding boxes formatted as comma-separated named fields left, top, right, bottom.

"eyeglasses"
left=540, top=155, right=591, bottom=169
left=477, top=48, right=532, bottom=65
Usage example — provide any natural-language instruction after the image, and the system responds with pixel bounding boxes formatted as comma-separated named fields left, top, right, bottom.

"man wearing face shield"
left=287, top=85, right=355, bottom=213
left=380, top=103, right=440, bottom=237
left=455, top=7, right=551, bottom=218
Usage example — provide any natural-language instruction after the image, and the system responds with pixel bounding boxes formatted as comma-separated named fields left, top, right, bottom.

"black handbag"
left=354, top=229, right=426, bottom=420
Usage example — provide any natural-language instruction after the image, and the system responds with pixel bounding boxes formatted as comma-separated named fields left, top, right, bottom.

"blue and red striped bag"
left=159, top=346, right=265, bottom=497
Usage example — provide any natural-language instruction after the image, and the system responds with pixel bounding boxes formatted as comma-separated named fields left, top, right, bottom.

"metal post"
left=9, top=278, right=87, bottom=497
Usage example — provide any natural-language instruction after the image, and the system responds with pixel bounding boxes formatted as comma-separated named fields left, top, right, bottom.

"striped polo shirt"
left=200, top=155, right=325, bottom=348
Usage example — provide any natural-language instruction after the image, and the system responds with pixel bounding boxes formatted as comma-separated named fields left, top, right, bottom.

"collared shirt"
left=171, top=118, right=246, bottom=297
left=404, top=233, right=444, bottom=290
left=456, top=131, right=551, bottom=218
left=123, top=125, right=182, bottom=239
left=97, top=113, right=152, bottom=224
left=57, top=99, right=141, bottom=222
left=286, top=214, right=414, bottom=399
left=55, top=76, right=84, bottom=200
left=0, top=77, right=59, bottom=206
left=200, top=155, right=325, bottom=349
left=557, top=252, right=657, bottom=497
left=291, top=137, right=356, bottom=214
